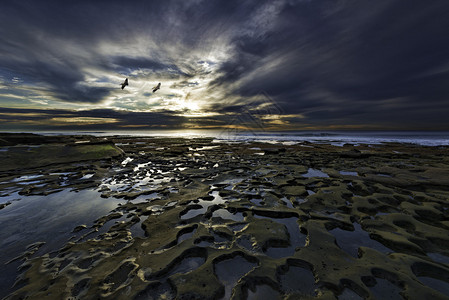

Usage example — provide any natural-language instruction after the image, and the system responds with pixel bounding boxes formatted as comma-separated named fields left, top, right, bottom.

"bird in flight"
left=152, top=82, right=161, bottom=93
left=121, top=78, right=128, bottom=90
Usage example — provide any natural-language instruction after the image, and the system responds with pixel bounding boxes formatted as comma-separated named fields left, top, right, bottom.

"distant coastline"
left=1, top=130, right=448, bottom=146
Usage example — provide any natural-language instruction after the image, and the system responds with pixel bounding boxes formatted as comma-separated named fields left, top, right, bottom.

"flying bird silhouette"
left=152, top=82, right=161, bottom=93
left=121, top=78, right=128, bottom=90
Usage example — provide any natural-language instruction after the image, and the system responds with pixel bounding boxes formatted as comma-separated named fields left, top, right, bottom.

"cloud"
left=0, top=107, right=188, bottom=130
left=1, top=0, right=449, bottom=130
left=49, top=117, right=120, bottom=125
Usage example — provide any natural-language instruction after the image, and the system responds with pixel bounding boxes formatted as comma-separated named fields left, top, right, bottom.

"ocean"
left=32, top=130, right=449, bottom=146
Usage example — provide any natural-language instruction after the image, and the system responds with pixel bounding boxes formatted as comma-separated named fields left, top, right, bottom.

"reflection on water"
left=215, top=255, right=257, bottom=300
left=212, top=209, right=244, bottom=222
left=11, top=175, right=44, bottom=182
left=181, top=206, right=207, bottom=220
left=130, top=215, right=149, bottom=238
left=340, top=171, right=359, bottom=176
left=181, top=191, right=228, bottom=220
left=338, top=288, right=363, bottom=300
left=418, top=276, right=449, bottom=296
left=330, top=223, right=392, bottom=258
left=247, top=284, right=281, bottom=300
left=280, top=197, right=294, bottom=208
left=254, top=214, right=306, bottom=258
left=279, top=266, right=316, bottom=295
left=369, top=278, right=402, bottom=300
left=0, top=189, right=124, bottom=298
left=169, top=256, right=206, bottom=277
left=302, top=168, right=329, bottom=178
left=427, top=252, right=449, bottom=264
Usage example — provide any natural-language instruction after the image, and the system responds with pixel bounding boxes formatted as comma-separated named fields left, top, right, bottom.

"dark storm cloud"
left=1, top=0, right=449, bottom=129
left=2, top=59, right=111, bottom=103
left=0, top=0, right=259, bottom=104
left=0, top=107, right=186, bottom=130
left=0, top=0, right=181, bottom=104
left=209, top=0, right=449, bottom=127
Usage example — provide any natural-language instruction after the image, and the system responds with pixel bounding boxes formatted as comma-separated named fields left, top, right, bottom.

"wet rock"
left=72, top=225, right=87, bottom=233
left=4, top=136, right=449, bottom=300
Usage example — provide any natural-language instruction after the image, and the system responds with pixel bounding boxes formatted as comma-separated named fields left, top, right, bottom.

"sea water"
left=27, top=130, right=449, bottom=146
left=212, top=130, right=449, bottom=146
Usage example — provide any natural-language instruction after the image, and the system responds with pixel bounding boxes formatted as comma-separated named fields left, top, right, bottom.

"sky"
left=1, top=0, right=449, bottom=132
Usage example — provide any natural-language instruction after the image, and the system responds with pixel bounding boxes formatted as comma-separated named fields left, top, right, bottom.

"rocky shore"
left=1, top=133, right=449, bottom=299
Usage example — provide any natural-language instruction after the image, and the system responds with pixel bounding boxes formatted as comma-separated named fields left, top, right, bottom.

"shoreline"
left=1, top=130, right=449, bottom=147
left=1, top=133, right=449, bottom=299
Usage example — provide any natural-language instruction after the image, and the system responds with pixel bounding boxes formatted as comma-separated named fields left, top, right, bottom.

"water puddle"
left=145, top=204, right=165, bottom=215
left=418, top=276, right=449, bottom=296
left=247, top=284, right=281, bottom=300
left=177, top=227, right=197, bottom=243
left=101, top=167, right=174, bottom=197
left=130, top=215, right=149, bottom=238
left=11, top=175, right=43, bottom=182
left=191, top=145, right=219, bottom=151
left=303, top=168, right=329, bottom=178
left=81, top=174, right=94, bottom=180
left=170, top=256, right=206, bottom=276
left=338, top=288, right=363, bottom=299
left=236, top=235, right=256, bottom=252
left=0, top=189, right=124, bottom=297
left=280, top=197, right=294, bottom=208
left=329, top=223, right=392, bottom=257
left=143, top=254, right=206, bottom=299
left=340, top=171, right=359, bottom=176
left=121, top=157, right=133, bottom=166
left=214, top=255, right=257, bottom=299
left=254, top=215, right=306, bottom=258
left=427, top=252, right=449, bottom=264
left=181, top=206, right=207, bottom=220
left=376, top=173, right=392, bottom=178
left=49, top=172, right=75, bottom=176
left=250, top=198, right=264, bottom=206
left=17, top=180, right=43, bottom=185
left=0, top=191, right=20, bottom=205
left=133, top=162, right=151, bottom=172
left=181, top=191, right=228, bottom=220
left=369, top=278, right=402, bottom=300
left=228, top=223, right=248, bottom=232
left=212, top=209, right=244, bottom=222
left=255, top=168, right=273, bottom=176
left=295, top=197, right=308, bottom=205
left=215, top=178, right=245, bottom=186
left=279, top=266, right=316, bottom=295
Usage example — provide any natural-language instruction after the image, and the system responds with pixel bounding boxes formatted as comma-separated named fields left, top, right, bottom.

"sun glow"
left=181, top=100, right=200, bottom=111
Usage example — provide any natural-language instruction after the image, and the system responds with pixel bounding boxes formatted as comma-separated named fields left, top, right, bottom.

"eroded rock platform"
left=1, top=135, right=449, bottom=299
